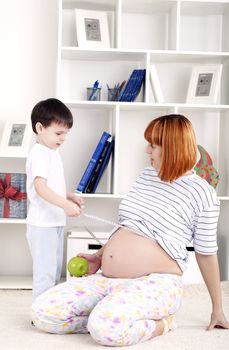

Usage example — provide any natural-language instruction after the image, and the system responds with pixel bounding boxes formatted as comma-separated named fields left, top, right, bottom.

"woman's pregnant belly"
left=101, top=228, right=182, bottom=278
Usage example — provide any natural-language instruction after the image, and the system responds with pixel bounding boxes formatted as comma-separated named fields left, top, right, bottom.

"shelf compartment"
left=0, top=158, right=26, bottom=174
left=148, top=54, right=229, bottom=104
left=120, top=0, right=179, bottom=50
left=115, top=106, right=175, bottom=194
left=177, top=107, right=229, bottom=198
left=180, top=1, right=229, bottom=52
left=61, top=106, right=116, bottom=195
left=218, top=109, right=229, bottom=197
left=61, top=0, right=117, bottom=48
left=59, top=53, right=146, bottom=101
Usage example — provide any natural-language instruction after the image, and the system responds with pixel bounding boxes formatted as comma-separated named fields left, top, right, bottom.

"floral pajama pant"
left=31, top=273, right=183, bottom=346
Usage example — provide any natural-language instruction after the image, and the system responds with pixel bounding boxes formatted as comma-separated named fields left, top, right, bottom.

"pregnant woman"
left=31, top=114, right=229, bottom=346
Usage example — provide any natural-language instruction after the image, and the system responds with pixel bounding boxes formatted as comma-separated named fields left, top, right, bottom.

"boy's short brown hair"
left=31, top=98, right=73, bottom=134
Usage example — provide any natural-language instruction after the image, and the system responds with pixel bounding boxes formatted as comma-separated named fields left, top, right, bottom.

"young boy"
left=26, top=98, right=83, bottom=300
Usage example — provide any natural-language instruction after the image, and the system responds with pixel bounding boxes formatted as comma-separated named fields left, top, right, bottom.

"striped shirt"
left=117, top=166, right=220, bottom=271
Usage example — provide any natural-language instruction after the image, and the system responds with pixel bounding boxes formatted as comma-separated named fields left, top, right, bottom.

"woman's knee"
left=87, top=305, right=137, bottom=346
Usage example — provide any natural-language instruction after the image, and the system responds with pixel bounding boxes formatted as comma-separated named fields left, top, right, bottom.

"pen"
left=117, top=80, right=126, bottom=100
left=89, top=80, right=99, bottom=100
left=119, top=80, right=126, bottom=92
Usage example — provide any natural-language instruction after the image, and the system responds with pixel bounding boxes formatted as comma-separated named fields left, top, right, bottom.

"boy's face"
left=36, top=122, right=70, bottom=150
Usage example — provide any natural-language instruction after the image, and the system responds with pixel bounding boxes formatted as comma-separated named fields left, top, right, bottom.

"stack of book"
left=118, top=69, right=146, bottom=102
left=76, top=131, right=114, bottom=194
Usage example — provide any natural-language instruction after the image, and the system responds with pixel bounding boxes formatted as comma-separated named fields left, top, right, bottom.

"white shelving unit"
left=1, top=0, right=229, bottom=287
left=59, top=0, right=229, bottom=282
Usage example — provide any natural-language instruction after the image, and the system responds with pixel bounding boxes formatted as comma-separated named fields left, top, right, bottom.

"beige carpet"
left=0, top=282, right=229, bottom=350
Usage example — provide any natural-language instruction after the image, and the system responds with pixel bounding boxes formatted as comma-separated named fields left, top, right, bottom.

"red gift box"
left=0, top=173, right=27, bottom=218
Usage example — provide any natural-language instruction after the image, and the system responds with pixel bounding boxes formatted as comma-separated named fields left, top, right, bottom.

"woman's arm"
left=195, top=252, right=229, bottom=330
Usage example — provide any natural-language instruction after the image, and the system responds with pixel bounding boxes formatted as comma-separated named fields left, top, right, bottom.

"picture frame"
left=186, top=64, right=222, bottom=104
left=75, top=9, right=110, bottom=49
left=0, top=120, right=33, bottom=157
left=149, top=64, right=164, bottom=103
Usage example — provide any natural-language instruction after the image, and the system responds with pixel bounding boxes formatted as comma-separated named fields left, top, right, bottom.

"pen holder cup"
left=107, top=88, right=119, bottom=101
left=87, top=87, right=101, bottom=101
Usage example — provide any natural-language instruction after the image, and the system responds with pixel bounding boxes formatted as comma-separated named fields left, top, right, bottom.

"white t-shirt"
left=116, top=166, right=220, bottom=272
left=26, top=143, right=66, bottom=227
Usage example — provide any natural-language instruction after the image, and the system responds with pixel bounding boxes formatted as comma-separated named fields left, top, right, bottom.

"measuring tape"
left=82, top=212, right=140, bottom=236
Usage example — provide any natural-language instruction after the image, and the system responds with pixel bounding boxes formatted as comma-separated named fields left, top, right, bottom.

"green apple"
left=67, top=256, right=89, bottom=277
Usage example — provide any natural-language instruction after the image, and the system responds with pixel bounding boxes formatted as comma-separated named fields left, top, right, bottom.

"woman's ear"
left=35, top=122, right=43, bottom=134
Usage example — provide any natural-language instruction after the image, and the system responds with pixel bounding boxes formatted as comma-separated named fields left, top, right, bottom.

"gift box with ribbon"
left=0, top=173, right=27, bottom=218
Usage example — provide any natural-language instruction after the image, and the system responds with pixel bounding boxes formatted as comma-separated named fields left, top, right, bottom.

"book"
left=118, top=69, right=146, bottom=102
left=149, top=64, right=164, bottom=103
left=85, top=137, right=114, bottom=193
left=76, top=131, right=111, bottom=193
left=129, top=69, right=146, bottom=102
left=84, top=137, right=112, bottom=193
left=118, top=69, right=138, bottom=101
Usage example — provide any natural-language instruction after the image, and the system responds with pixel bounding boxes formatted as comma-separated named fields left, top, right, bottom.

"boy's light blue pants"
left=26, top=225, right=65, bottom=300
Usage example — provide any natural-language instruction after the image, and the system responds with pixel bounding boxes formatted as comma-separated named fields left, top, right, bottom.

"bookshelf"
left=1, top=0, right=229, bottom=287
left=58, top=0, right=229, bottom=283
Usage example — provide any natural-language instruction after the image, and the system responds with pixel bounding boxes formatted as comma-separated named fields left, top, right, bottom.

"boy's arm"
left=67, top=192, right=84, bottom=208
left=34, top=177, right=81, bottom=216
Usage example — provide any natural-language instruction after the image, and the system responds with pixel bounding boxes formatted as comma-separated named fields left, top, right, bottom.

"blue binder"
left=76, top=131, right=111, bottom=193
left=90, top=138, right=114, bottom=193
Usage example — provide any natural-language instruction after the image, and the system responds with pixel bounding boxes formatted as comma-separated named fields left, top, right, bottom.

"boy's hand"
left=67, top=192, right=84, bottom=208
left=63, top=199, right=82, bottom=216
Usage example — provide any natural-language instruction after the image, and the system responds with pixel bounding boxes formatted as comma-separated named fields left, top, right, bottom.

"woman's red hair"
left=144, top=114, right=197, bottom=182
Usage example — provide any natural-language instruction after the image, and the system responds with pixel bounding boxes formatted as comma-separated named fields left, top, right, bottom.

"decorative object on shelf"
left=87, top=87, right=101, bottom=101
left=84, top=137, right=114, bottom=193
left=76, top=131, right=111, bottom=193
left=0, top=173, right=27, bottom=218
left=149, top=64, right=164, bottom=103
left=118, top=69, right=146, bottom=102
left=0, top=120, right=32, bottom=157
left=106, top=82, right=120, bottom=102
left=87, top=80, right=101, bottom=101
left=107, top=87, right=119, bottom=101
left=75, top=9, right=110, bottom=49
left=194, top=145, right=219, bottom=188
left=186, top=64, right=222, bottom=104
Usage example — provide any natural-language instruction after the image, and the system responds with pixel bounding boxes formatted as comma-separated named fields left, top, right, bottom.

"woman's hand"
left=207, top=310, right=229, bottom=330
left=77, top=252, right=101, bottom=275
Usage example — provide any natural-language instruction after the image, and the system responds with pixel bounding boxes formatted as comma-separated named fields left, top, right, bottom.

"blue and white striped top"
left=117, top=166, right=220, bottom=271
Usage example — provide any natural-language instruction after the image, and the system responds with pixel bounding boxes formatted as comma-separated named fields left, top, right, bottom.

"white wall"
left=0, top=0, right=58, bottom=275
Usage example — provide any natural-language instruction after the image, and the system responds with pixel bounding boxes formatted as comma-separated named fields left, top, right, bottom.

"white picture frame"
left=149, top=64, right=164, bottom=103
left=0, top=120, right=33, bottom=157
left=186, top=64, right=222, bottom=104
left=75, top=9, right=110, bottom=49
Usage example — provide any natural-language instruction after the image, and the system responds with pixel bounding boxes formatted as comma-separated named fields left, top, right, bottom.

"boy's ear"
left=35, top=122, right=43, bottom=134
